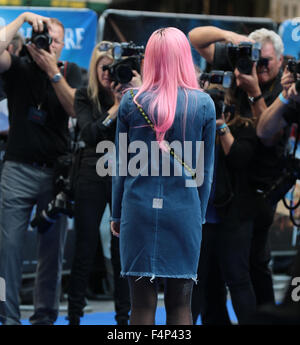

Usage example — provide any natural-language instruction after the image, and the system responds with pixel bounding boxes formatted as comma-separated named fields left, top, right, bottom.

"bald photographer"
left=0, top=12, right=82, bottom=325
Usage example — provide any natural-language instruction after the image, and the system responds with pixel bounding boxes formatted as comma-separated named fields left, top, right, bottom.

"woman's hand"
left=112, top=82, right=123, bottom=104
left=129, top=70, right=142, bottom=88
left=216, top=112, right=226, bottom=127
left=106, top=82, right=122, bottom=121
left=110, top=221, right=120, bottom=237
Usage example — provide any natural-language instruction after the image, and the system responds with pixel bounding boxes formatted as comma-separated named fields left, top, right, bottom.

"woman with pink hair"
left=111, top=27, right=216, bottom=325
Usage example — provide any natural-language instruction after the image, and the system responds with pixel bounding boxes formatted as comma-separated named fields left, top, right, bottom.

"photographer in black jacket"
left=67, top=41, right=142, bottom=325
left=0, top=12, right=82, bottom=325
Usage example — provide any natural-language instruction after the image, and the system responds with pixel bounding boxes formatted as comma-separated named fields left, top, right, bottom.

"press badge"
left=28, top=106, right=47, bottom=125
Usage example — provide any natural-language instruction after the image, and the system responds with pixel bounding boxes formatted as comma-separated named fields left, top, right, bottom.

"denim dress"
left=112, top=88, right=215, bottom=281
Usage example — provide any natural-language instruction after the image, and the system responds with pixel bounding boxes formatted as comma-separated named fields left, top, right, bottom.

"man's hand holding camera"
left=235, top=61, right=267, bottom=122
left=26, top=43, right=60, bottom=79
left=235, top=62, right=261, bottom=97
left=20, top=12, right=51, bottom=33
left=283, top=67, right=300, bottom=104
left=257, top=64, right=300, bottom=142
left=288, top=83, right=300, bottom=102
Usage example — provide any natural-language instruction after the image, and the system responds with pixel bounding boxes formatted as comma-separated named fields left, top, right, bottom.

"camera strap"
left=129, top=89, right=196, bottom=180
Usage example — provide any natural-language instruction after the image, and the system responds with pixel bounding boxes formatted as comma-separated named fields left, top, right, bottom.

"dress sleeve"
left=111, top=91, right=131, bottom=221
left=197, top=96, right=216, bottom=224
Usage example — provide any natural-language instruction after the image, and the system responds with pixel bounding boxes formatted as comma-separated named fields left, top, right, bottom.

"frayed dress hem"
left=121, top=271, right=197, bottom=283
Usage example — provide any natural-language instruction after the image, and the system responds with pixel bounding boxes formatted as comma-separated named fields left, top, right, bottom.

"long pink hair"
left=134, top=27, right=200, bottom=147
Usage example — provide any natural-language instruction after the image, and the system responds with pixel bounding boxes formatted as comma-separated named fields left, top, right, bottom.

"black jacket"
left=74, top=87, right=115, bottom=181
left=213, top=123, right=258, bottom=226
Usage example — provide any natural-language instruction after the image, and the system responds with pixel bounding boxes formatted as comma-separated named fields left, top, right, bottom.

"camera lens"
left=33, top=35, right=49, bottom=50
left=115, top=64, right=133, bottom=84
left=222, top=72, right=233, bottom=88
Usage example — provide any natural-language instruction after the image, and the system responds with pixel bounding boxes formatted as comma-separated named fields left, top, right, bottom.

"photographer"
left=191, top=85, right=258, bottom=324
left=67, top=41, right=142, bottom=325
left=253, top=65, right=300, bottom=324
left=257, top=66, right=300, bottom=139
left=0, top=12, right=82, bottom=325
left=189, top=26, right=285, bottom=310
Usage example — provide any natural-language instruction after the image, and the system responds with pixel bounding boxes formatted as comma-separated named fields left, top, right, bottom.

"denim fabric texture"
left=112, top=88, right=216, bottom=280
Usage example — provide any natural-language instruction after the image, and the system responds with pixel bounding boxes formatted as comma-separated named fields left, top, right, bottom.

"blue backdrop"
left=0, top=6, right=98, bottom=69
left=278, top=18, right=300, bottom=59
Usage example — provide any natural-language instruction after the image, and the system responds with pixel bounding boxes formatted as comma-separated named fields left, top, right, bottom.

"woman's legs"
left=218, top=220, right=257, bottom=324
left=164, top=278, right=194, bottom=325
left=128, top=276, right=194, bottom=325
left=67, top=177, right=109, bottom=323
left=128, top=277, right=158, bottom=325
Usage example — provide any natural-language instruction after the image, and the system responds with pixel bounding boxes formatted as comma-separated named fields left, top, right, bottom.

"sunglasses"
left=97, top=42, right=123, bottom=60
left=97, top=42, right=114, bottom=52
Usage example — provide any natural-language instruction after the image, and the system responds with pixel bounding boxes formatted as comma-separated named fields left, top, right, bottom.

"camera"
left=29, top=22, right=52, bottom=51
left=112, top=42, right=144, bottom=60
left=30, top=154, right=75, bottom=234
left=261, top=155, right=300, bottom=205
left=19, top=23, right=52, bottom=65
left=227, top=42, right=261, bottom=74
left=103, top=41, right=144, bottom=84
left=287, top=58, right=300, bottom=93
left=213, top=42, right=261, bottom=75
left=199, top=70, right=234, bottom=89
left=287, top=59, right=300, bottom=74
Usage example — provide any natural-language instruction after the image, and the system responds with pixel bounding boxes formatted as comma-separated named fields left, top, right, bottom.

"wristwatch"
left=248, top=94, right=263, bottom=105
left=50, top=73, right=63, bottom=83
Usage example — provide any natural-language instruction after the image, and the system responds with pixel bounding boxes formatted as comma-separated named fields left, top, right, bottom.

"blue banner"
left=278, top=18, right=300, bottom=59
left=0, top=6, right=98, bottom=69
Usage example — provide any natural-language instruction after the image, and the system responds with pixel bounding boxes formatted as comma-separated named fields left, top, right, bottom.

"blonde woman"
left=67, top=41, right=141, bottom=325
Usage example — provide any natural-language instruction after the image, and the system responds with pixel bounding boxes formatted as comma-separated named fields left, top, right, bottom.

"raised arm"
left=188, top=26, right=252, bottom=64
left=0, top=12, right=50, bottom=73
left=256, top=68, right=296, bottom=145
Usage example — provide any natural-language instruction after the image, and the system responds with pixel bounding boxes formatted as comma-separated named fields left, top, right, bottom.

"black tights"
left=128, top=276, right=194, bottom=325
